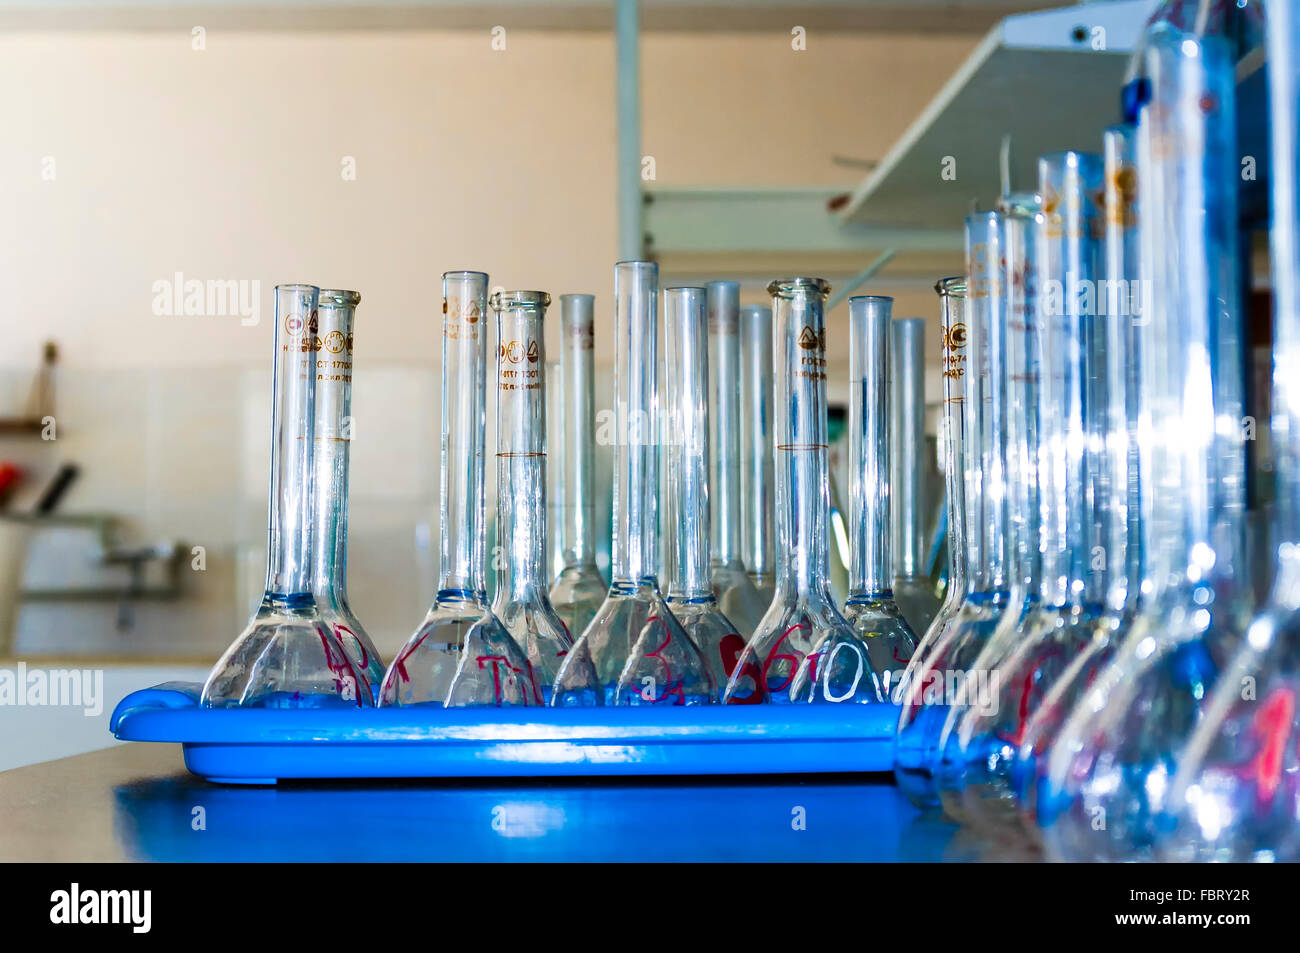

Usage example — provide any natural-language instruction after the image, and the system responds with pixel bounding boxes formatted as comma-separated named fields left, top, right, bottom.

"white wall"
left=0, top=26, right=972, bottom=660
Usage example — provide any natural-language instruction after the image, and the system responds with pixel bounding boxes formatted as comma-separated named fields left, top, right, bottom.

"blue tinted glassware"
left=1040, top=19, right=1250, bottom=861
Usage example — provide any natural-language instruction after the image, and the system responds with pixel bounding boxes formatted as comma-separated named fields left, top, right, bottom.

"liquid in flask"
left=548, top=293, right=609, bottom=638
left=841, top=295, right=917, bottom=702
left=311, top=289, right=386, bottom=700
left=723, top=278, right=885, bottom=705
left=202, top=283, right=370, bottom=708
left=551, top=261, right=715, bottom=706
left=490, top=291, right=577, bottom=703
left=381, top=271, right=541, bottom=707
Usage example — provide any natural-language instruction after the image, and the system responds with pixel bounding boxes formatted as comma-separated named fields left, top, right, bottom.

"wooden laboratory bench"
left=0, top=743, right=1031, bottom=862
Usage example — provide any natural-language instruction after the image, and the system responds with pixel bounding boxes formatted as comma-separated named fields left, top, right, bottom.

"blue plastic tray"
left=111, top=682, right=900, bottom=784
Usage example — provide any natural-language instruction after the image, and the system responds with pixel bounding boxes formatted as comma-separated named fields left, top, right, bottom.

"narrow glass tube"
left=552, top=261, right=715, bottom=706
left=891, top=316, right=942, bottom=635
left=903, top=279, right=971, bottom=678
left=707, top=281, right=767, bottom=636
left=894, top=212, right=1015, bottom=805
left=740, top=303, right=776, bottom=602
left=947, top=161, right=1110, bottom=826
left=381, top=271, right=540, bottom=707
left=1164, top=0, right=1300, bottom=862
left=1042, top=18, right=1249, bottom=860
left=724, top=278, right=885, bottom=704
left=311, top=289, right=385, bottom=699
left=663, top=287, right=746, bottom=692
left=547, top=293, right=609, bottom=638
left=1013, top=125, right=1146, bottom=828
left=842, top=295, right=917, bottom=700
left=203, top=283, right=369, bottom=708
left=490, top=291, right=575, bottom=702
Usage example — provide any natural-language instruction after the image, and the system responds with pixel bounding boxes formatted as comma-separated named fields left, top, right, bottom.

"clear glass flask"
left=311, top=289, right=386, bottom=700
left=1040, top=17, right=1249, bottom=860
left=489, top=290, right=576, bottom=702
left=663, top=286, right=745, bottom=693
left=892, top=278, right=970, bottom=797
left=548, top=294, right=609, bottom=637
left=740, top=304, right=777, bottom=604
left=933, top=193, right=1046, bottom=821
left=724, top=278, right=885, bottom=704
left=842, top=295, right=917, bottom=702
left=1162, top=0, right=1300, bottom=863
left=1012, top=124, right=1145, bottom=828
left=895, top=212, right=1015, bottom=804
left=203, top=284, right=370, bottom=708
left=948, top=159, right=1114, bottom=828
left=707, top=281, right=768, bottom=636
left=891, top=316, right=942, bottom=636
left=381, top=271, right=541, bottom=707
left=552, top=261, right=715, bottom=706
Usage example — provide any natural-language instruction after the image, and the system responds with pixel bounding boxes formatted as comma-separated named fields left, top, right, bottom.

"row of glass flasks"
left=201, top=256, right=943, bottom=710
left=892, top=2, right=1299, bottom=863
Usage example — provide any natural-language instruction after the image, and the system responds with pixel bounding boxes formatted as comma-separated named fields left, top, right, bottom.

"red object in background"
left=0, top=462, right=23, bottom=508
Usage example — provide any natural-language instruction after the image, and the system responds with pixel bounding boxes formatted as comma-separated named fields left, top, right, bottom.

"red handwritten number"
left=762, top=622, right=809, bottom=694
left=335, top=623, right=368, bottom=668
left=640, top=617, right=685, bottom=704
left=1251, top=687, right=1295, bottom=800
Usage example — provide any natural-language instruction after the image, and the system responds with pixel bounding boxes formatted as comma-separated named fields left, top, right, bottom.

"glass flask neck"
left=311, top=290, right=359, bottom=606
left=664, top=287, right=713, bottom=600
left=707, top=281, right=745, bottom=569
left=492, top=292, right=551, bottom=601
left=964, top=213, right=1011, bottom=595
left=769, top=278, right=835, bottom=602
left=936, top=278, right=971, bottom=601
left=557, top=294, right=599, bottom=571
left=891, top=317, right=927, bottom=581
left=1271, top=0, right=1300, bottom=560
left=999, top=200, right=1044, bottom=600
left=847, top=295, right=894, bottom=599
left=438, top=271, right=490, bottom=602
left=1138, top=29, right=1245, bottom=596
left=610, top=260, right=660, bottom=587
left=1037, top=152, right=1105, bottom=607
left=740, top=304, right=775, bottom=582
left=266, top=284, right=320, bottom=600
left=1103, top=123, right=1144, bottom=610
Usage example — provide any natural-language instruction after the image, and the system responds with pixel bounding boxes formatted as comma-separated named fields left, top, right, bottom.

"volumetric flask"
left=842, top=295, right=917, bottom=702
left=551, top=261, right=715, bottom=706
left=203, top=283, right=370, bottom=708
left=740, top=303, right=777, bottom=605
left=548, top=294, right=609, bottom=638
left=312, top=289, right=385, bottom=700
left=490, top=291, right=576, bottom=703
left=381, top=271, right=540, bottom=707
left=724, top=278, right=885, bottom=704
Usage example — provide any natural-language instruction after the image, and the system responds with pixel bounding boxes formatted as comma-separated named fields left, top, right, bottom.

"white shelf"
left=839, top=0, right=1159, bottom=229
